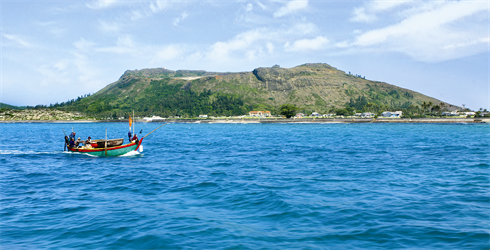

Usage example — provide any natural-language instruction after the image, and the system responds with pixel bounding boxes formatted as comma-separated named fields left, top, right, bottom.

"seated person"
left=132, top=134, right=139, bottom=143
left=69, top=137, right=75, bottom=148
left=85, top=136, right=92, bottom=145
left=75, top=137, right=82, bottom=148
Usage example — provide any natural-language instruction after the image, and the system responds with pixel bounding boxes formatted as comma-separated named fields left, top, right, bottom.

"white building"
left=382, top=111, right=402, bottom=117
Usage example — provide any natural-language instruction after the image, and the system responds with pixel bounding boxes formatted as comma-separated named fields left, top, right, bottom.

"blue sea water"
left=0, top=122, right=489, bottom=249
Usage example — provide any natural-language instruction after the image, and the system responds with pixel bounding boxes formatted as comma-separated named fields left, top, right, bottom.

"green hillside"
left=58, top=63, right=453, bottom=118
left=0, top=103, right=24, bottom=110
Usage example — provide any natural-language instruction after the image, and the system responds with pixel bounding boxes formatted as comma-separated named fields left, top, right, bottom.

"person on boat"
left=75, top=137, right=82, bottom=148
left=128, top=131, right=132, bottom=143
left=69, top=137, right=75, bottom=148
left=69, top=132, right=76, bottom=141
left=85, top=136, right=91, bottom=145
left=132, top=134, right=139, bottom=143
left=64, top=135, right=69, bottom=145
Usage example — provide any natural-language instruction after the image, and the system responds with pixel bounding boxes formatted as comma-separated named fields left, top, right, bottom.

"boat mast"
left=104, top=129, right=108, bottom=155
left=132, top=110, right=135, bottom=137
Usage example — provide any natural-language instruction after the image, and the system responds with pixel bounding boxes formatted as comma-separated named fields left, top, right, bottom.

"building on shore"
left=382, top=111, right=403, bottom=118
left=249, top=111, right=271, bottom=117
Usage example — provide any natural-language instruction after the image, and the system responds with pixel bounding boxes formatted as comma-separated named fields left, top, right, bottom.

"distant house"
left=249, top=111, right=271, bottom=117
left=361, top=112, right=375, bottom=118
left=442, top=111, right=460, bottom=116
left=295, top=113, right=305, bottom=118
left=309, top=112, right=320, bottom=117
left=382, top=111, right=402, bottom=117
left=199, top=115, right=208, bottom=118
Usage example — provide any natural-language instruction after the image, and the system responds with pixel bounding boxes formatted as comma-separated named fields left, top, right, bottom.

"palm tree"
left=428, top=101, right=433, bottom=114
left=432, top=105, right=441, bottom=116
left=439, top=102, right=446, bottom=112
left=421, top=101, right=428, bottom=115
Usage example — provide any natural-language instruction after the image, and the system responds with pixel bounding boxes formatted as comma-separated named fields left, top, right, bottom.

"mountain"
left=60, top=63, right=451, bottom=118
left=0, top=103, right=24, bottom=109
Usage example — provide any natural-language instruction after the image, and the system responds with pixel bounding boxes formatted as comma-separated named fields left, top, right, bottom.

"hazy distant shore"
left=1, top=118, right=489, bottom=124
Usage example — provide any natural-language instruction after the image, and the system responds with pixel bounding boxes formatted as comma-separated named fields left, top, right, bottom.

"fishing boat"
left=64, top=111, right=166, bottom=156
left=67, top=139, right=143, bottom=157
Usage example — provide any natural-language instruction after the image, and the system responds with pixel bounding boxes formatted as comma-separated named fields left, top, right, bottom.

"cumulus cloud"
left=284, top=36, right=328, bottom=52
left=207, top=29, right=266, bottom=62
left=274, top=0, right=308, bottom=18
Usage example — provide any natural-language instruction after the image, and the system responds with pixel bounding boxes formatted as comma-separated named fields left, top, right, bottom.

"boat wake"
left=120, top=150, right=141, bottom=157
left=0, top=150, right=62, bottom=155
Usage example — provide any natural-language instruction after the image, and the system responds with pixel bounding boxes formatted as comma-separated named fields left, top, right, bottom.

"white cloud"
left=204, top=22, right=321, bottom=62
left=370, top=0, right=414, bottom=12
left=207, top=29, right=266, bottom=62
left=347, top=1, right=490, bottom=62
left=256, top=1, right=267, bottom=10
left=86, top=0, right=118, bottom=9
left=245, top=3, right=253, bottom=12
left=284, top=36, right=328, bottom=52
left=150, top=0, right=169, bottom=13
left=131, top=0, right=174, bottom=20
left=274, top=0, right=308, bottom=18
left=173, top=11, right=189, bottom=26
left=2, top=33, right=32, bottom=48
left=351, top=0, right=414, bottom=23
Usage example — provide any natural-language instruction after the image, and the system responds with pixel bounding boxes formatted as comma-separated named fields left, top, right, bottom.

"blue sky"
left=1, top=0, right=489, bottom=110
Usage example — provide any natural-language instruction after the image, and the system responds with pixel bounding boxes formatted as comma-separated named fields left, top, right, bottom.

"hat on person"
left=78, top=137, right=81, bottom=140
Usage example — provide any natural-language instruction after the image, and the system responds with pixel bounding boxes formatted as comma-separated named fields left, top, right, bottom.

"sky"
left=1, top=0, right=489, bottom=110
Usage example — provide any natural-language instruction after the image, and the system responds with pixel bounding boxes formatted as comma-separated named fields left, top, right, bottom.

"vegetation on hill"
left=0, top=103, right=24, bottom=110
left=10, top=63, right=464, bottom=118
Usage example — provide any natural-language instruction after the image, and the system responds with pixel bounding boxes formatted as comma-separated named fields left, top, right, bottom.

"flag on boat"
left=129, top=116, right=132, bottom=130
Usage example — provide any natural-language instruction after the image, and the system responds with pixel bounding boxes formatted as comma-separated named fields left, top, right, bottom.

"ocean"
left=0, top=122, right=489, bottom=249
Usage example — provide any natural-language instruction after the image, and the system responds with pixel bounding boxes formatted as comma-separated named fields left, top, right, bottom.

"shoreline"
left=1, top=118, right=489, bottom=124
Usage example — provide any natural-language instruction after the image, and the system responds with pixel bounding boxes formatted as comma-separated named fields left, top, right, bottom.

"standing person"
left=69, top=132, right=76, bottom=141
left=128, top=131, right=132, bottom=143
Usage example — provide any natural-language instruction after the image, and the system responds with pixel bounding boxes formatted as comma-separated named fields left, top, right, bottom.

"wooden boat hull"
left=68, top=139, right=143, bottom=156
